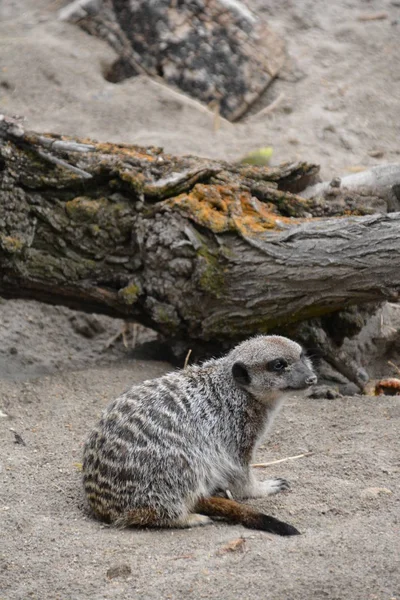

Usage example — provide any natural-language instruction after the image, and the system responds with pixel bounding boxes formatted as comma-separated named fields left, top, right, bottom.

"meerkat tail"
left=194, top=497, right=300, bottom=536
left=114, top=509, right=213, bottom=529
left=113, top=507, right=163, bottom=528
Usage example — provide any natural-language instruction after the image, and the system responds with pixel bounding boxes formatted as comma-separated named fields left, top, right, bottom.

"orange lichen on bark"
left=93, top=141, right=162, bottom=162
left=22, top=132, right=162, bottom=164
left=65, top=196, right=103, bottom=220
left=374, top=378, right=400, bottom=396
left=166, top=183, right=293, bottom=236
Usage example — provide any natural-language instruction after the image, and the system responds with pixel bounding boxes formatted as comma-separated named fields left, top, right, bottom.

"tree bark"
left=1, top=115, right=400, bottom=358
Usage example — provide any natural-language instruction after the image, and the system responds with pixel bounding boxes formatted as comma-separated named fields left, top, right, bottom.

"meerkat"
left=82, top=335, right=317, bottom=536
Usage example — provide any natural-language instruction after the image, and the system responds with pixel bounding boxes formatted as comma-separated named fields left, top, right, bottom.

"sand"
left=0, top=0, right=400, bottom=598
left=1, top=365, right=399, bottom=599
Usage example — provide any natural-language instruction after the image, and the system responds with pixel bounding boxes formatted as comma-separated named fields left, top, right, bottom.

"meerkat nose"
left=305, top=375, right=317, bottom=386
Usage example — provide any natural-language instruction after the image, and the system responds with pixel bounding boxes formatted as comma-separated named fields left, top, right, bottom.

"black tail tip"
left=247, top=513, right=301, bottom=536
left=278, top=522, right=301, bottom=536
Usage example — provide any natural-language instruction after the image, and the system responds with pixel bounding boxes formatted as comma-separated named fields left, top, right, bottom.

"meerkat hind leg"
left=171, top=513, right=213, bottom=528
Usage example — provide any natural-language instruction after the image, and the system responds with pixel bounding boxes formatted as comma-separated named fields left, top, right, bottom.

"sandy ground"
left=1, top=0, right=399, bottom=175
left=1, top=0, right=400, bottom=598
left=1, top=365, right=399, bottom=599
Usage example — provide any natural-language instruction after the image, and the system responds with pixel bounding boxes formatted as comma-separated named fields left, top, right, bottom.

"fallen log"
left=1, top=115, right=400, bottom=385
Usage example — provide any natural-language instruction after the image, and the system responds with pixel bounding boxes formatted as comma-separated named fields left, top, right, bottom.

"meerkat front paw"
left=249, top=478, right=291, bottom=498
left=265, top=478, right=291, bottom=495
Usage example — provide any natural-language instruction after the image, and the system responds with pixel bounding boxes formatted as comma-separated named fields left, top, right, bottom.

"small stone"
left=329, top=176, right=341, bottom=188
left=368, top=149, right=384, bottom=158
left=361, top=487, right=392, bottom=498
left=106, top=564, right=132, bottom=580
left=308, top=385, right=342, bottom=399
left=13, top=432, right=26, bottom=446
left=338, top=383, right=360, bottom=396
left=69, top=314, right=106, bottom=338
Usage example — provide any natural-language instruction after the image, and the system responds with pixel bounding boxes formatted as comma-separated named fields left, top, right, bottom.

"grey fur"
left=82, top=335, right=317, bottom=528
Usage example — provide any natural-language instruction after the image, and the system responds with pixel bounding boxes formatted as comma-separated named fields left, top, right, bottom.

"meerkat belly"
left=197, top=447, right=243, bottom=496
left=254, top=401, right=286, bottom=451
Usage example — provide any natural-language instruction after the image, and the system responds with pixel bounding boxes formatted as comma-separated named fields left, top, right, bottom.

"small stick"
left=246, top=92, right=285, bottom=121
left=52, top=482, right=68, bottom=495
left=251, top=451, right=313, bottom=468
left=388, top=360, right=400, bottom=375
left=36, top=149, right=92, bottom=179
left=357, top=12, right=388, bottom=21
left=213, top=101, right=221, bottom=133
left=183, top=348, right=192, bottom=369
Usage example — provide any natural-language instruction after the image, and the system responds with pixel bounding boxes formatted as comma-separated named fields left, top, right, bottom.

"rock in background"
left=60, top=0, right=286, bottom=120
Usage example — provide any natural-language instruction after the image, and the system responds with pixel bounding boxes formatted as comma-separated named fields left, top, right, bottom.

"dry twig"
left=388, top=360, right=400, bottom=375
left=217, top=537, right=246, bottom=555
left=247, top=92, right=285, bottom=121
left=357, top=12, right=388, bottom=21
left=251, top=451, right=313, bottom=468
left=183, top=349, right=192, bottom=369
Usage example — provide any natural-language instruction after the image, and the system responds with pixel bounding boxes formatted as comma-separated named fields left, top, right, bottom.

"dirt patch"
left=0, top=299, right=159, bottom=382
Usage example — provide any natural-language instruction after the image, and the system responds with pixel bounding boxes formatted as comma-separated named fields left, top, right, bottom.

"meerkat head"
left=229, top=335, right=317, bottom=402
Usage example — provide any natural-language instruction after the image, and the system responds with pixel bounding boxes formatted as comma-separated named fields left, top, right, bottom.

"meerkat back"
left=83, top=369, right=210, bottom=527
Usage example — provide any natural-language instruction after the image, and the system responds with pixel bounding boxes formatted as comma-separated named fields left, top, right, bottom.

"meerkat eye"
left=267, top=358, right=288, bottom=372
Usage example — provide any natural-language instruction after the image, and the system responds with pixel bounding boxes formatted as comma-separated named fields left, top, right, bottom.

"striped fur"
left=82, top=335, right=316, bottom=534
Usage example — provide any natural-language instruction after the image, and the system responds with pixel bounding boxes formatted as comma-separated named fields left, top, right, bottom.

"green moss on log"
left=152, top=303, right=181, bottom=335
left=0, top=235, right=24, bottom=255
left=197, top=246, right=225, bottom=298
left=26, top=250, right=97, bottom=283
left=118, top=283, right=141, bottom=305
left=65, top=197, right=103, bottom=221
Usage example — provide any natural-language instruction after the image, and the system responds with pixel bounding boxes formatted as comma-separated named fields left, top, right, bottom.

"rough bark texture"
left=59, top=0, right=286, bottom=121
left=302, top=166, right=400, bottom=214
left=1, top=114, right=400, bottom=353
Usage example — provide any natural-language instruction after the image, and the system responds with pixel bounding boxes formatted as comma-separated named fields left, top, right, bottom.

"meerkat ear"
left=232, top=361, right=251, bottom=387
